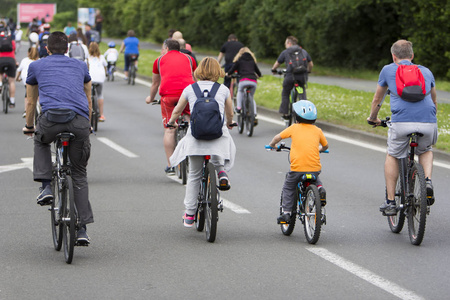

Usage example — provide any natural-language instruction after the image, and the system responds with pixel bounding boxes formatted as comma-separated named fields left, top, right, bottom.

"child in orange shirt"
left=268, top=100, right=328, bottom=223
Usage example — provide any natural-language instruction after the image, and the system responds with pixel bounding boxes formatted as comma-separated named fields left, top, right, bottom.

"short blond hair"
left=194, top=57, right=225, bottom=82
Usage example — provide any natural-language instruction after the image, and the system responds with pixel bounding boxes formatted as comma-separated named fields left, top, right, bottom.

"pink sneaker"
left=183, top=213, right=195, bottom=228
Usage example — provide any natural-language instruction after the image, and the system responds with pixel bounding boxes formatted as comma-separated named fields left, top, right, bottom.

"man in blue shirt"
left=367, top=39, right=438, bottom=216
left=23, top=31, right=93, bottom=244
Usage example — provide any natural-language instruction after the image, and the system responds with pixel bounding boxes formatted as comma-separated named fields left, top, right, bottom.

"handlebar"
left=367, top=116, right=390, bottom=128
left=166, top=122, right=238, bottom=129
left=272, top=69, right=286, bottom=75
left=152, top=99, right=161, bottom=105
left=265, top=142, right=329, bottom=153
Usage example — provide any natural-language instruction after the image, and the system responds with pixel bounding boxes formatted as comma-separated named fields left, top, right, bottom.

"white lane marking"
left=166, top=174, right=251, bottom=214
left=114, top=72, right=151, bottom=87
left=258, top=115, right=450, bottom=170
left=0, top=157, right=33, bottom=174
left=307, top=247, right=425, bottom=300
left=97, top=137, right=139, bottom=158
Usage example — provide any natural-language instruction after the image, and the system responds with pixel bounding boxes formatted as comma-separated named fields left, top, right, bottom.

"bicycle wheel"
left=50, top=163, right=63, bottom=251
left=62, top=175, right=76, bottom=264
left=407, top=162, right=427, bottom=245
left=91, top=96, right=99, bottom=132
left=2, top=83, right=9, bottom=114
left=232, top=80, right=238, bottom=108
left=279, top=192, right=296, bottom=236
left=180, top=158, right=187, bottom=185
left=131, top=64, right=136, bottom=85
left=245, top=94, right=255, bottom=137
left=303, top=185, right=322, bottom=244
left=388, top=159, right=406, bottom=233
left=204, top=163, right=218, bottom=242
left=237, top=96, right=244, bottom=134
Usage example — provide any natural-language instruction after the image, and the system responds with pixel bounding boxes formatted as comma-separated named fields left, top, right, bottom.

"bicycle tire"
left=2, top=83, right=9, bottom=114
left=303, top=185, right=322, bottom=244
left=279, top=192, right=296, bottom=236
left=232, top=81, right=238, bottom=108
left=132, top=65, right=136, bottom=85
left=204, top=163, right=218, bottom=242
left=91, top=94, right=99, bottom=132
left=63, top=175, right=76, bottom=264
left=196, top=204, right=205, bottom=232
left=180, top=159, right=187, bottom=185
left=407, top=162, right=427, bottom=245
left=388, top=158, right=406, bottom=233
left=245, top=93, right=255, bottom=137
left=50, top=163, right=63, bottom=251
left=237, top=95, right=244, bottom=134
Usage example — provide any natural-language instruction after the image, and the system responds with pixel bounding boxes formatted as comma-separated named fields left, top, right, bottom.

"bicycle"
left=368, top=117, right=429, bottom=245
left=167, top=115, right=189, bottom=184
left=275, top=69, right=307, bottom=127
left=91, top=83, right=100, bottom=132
left=128, top=55, right=138, bottom=85
left=1, top=66, right=10, bottom=114
left=230, top=74, right=256, bottom=137
left=49, top=132, right=86, bottom=264
left=265, top=142, right=328, bottom=244
left=107, top=62, right=116, bottom=81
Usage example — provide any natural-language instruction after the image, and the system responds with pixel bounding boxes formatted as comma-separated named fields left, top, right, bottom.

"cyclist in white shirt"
left=104, top=41, right=119, bottom=77
left=16, top=46, right=39, bottom=117
left=87, top=42, right=107, bottom=121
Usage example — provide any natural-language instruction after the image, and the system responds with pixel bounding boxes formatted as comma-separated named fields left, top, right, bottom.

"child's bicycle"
left=265, top=142, right=328, bottom=244
left=107, top=62, right=116, bottom=81
left=368, top=117, right=430, bottom=245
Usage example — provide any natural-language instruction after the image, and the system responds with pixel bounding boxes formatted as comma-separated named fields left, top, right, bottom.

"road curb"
left=257, top=106, right=450, bottom=163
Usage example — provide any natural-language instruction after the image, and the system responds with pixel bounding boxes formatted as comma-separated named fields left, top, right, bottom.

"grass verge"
left=98, top=42, right=450, bottom=152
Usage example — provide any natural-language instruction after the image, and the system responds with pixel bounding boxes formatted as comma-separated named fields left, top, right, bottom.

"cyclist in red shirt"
left=145, top=39, right=197, bottom=175
left=0, top=24, right=17, bottom=108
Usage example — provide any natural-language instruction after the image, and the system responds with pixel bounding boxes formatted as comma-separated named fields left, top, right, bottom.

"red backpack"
left=391, top=64, right=430, bottom=102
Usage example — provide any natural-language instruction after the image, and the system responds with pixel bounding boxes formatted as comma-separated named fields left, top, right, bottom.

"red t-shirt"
left=0, top=40, right=16, bottom=59
left=152, top=50, right=197, bottom=97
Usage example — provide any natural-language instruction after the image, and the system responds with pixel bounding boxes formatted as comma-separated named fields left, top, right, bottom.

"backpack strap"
left=191, top=82, right=220, bottom=98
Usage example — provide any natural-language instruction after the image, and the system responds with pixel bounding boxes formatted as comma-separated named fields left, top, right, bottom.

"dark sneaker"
left=165, top=166, right=175, bottom=176
left=319, top=186, right=327, bottom=206
left=218, top=171, right=230, bottom=191
left=235, top=108, right=241, bottom=114
left=379, top=201, right=397, bottom=216
left=36, top=185, right=53, bottom=206
left=277, top=213, right=291, bottom=224
left=426, top=178, right=434, bottom=205
left=183, top=213, right=195, bottom=228
left=9, top=103, right=15, bottom=108
left=76, top=225, right=90, bottom=246
left=281, top=114, right=290, bottom=120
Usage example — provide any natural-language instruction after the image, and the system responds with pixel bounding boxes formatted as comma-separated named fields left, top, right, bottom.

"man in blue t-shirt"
left=367, top=39, right=438, bottom=216
left=23, top=31, right=94, bottom=245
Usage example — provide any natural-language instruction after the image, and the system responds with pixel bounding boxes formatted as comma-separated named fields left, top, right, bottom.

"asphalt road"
left=1, top=45, right=450, bottom=300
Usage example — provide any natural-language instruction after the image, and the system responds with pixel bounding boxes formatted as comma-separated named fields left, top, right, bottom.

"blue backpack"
left=190, top=82, right=223, bottom=140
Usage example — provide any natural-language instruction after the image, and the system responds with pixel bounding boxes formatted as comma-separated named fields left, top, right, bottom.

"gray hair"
left=391, top=40, right=414, bottom=59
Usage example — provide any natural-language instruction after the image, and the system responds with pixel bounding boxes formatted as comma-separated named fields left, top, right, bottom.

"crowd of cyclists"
left=0, top=17, right=439, bottom=249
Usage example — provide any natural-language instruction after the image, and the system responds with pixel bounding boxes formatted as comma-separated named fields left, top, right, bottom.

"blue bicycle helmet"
left=108, top=41, right=116, bottom=48
left=293, top=100, right=317, bottom=123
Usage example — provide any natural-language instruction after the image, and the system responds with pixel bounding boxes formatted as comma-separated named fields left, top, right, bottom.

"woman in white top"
left=88, top=42, right=107, bottom=121
left=16, top=46, right=39, bottom=117
left=168, top=57, right=236, bottom=228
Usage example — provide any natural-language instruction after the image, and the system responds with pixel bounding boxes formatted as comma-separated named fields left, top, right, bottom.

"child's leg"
left=281, top=171, right=303, bottom=213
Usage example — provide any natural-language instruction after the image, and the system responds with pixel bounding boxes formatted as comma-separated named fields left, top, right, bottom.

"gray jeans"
left=34, top=114, right=93, bottom=225
left=281, top=171, right=322, bottom=213
left=184, top=155, right=225, bottom=215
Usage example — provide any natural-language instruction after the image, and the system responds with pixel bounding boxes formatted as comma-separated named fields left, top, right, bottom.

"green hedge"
left=78, top=0, right=450, bottom=79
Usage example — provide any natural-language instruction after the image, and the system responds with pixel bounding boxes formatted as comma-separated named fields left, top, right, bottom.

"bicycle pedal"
left=75, top=240, right=90, bottom=247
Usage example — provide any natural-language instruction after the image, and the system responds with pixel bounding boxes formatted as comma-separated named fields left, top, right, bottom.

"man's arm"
left=307, top=60, right=314, bottom=73
left=84, top=81, right=92, bottom=120
left=271, top=61, right=280, bottom=72
left=430, top=86, right=437, bottom=109
left=146, top=73, right=161, bottom=104
left=24, top=84, right=38, bottom=129
left=217, top=52, right=224, bottom=64
left=367, top=84, right=388, bottom=124
left=224, top=94, right=234, bottom=128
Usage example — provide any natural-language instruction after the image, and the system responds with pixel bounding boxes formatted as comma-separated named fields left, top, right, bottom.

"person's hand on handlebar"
left=367, top=117, right=381, bottom=127
left=22, top=124, right=35, bottom=136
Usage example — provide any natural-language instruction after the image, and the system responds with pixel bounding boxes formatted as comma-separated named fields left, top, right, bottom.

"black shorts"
left=0, top=57, right=17, bottom=78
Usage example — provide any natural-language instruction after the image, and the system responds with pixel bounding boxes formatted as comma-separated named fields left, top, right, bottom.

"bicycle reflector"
left=410, top=142, right=418, bottom=147
left=62, top=141, right=69, bottom=146
left=205, top=155, right=211, bottom=160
